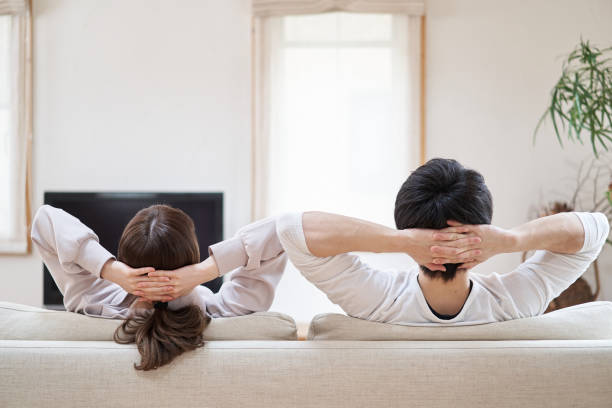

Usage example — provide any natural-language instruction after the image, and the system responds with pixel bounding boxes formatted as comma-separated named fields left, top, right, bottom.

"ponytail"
left=114, top=204, right=210, bottom=370
left=114, top=304, right=210, bottom=371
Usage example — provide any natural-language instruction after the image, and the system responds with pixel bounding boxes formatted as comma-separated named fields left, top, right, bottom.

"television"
left=42, top=192, right=224, bottom=308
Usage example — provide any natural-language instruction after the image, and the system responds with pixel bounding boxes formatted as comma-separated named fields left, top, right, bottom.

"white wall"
left=1, top=0, right=611, bottom=321
left=274, top=0, right=612, bottom=323
left=425, top=0, right=612, bottom=300
left=0, top=0, right=252, bottom=306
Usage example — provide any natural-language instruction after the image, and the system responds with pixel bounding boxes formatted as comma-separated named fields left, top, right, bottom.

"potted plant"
left=535, top=39, right=612, bottom=233
left=532, top=39, right=612, bottom=310
left=534, top=39, right=612, bottom=158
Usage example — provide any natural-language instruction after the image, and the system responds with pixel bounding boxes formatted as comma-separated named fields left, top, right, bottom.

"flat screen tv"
left=43, top=192, right=223, bottom=308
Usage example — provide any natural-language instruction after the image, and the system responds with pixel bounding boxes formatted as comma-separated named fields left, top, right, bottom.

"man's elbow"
left=568, top=212, right=610, bottom=255
left=596, top=212, right=611, bottom=245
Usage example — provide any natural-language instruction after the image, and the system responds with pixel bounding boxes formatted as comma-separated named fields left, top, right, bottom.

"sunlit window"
left=0, top=6, right=30, bottom=254
left=256, top=12, right=421, bottom=323
left=0, top=16, right=11, bottom=242
left=263, top=12, right=417, bottom=226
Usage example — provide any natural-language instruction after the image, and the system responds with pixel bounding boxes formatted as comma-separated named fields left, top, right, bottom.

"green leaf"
left=550, top=104, right=563, bottom=147
left=533, top=110, right=548, bottom=145
left=535, top=38, right=612, bottom=156
left=596, top=132, right=609, bottom=152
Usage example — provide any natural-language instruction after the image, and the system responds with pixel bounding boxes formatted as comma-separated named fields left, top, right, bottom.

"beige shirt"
left=31, top=205, right=287, bottom=319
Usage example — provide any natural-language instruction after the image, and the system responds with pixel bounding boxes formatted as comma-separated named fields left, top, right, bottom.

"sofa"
left=1, top=301, right=612, bottom=408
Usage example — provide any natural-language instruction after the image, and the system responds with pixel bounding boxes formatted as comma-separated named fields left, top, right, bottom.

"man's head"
left=394, top=158, right=492, bottom=281
left=117, top=204, right=200, bottom=271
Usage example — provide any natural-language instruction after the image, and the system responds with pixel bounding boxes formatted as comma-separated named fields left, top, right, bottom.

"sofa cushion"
left=307, top=301, right=612, bottom=340
left=0, top=302, right=297, bottom=341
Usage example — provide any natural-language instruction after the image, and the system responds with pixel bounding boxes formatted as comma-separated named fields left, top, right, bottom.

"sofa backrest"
left=0, top=302, right=297, bottom=341
left=307, top=301, right=612, bottom=340
left=2, top=338, right=612, bottom=408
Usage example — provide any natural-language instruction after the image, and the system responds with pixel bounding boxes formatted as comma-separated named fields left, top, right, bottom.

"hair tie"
left=154, top=301, right=168, bottom=310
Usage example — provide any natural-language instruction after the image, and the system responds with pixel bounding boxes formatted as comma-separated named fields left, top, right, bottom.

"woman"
left=31, top=204, right=286, bottom=370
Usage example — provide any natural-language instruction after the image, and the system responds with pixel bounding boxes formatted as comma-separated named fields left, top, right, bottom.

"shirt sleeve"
left=275, top=212, right=409, bottom=321
left=483, top=212, right=610, bottom=318
left=203, top=216, right=287, bottom=317
left=31, top=205, right=115, bottom=281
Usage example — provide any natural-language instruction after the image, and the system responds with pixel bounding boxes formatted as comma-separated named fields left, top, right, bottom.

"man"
left=138, top=158, right=609, bottom=324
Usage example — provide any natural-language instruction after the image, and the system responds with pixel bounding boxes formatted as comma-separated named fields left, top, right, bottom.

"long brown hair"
left=113, top=204, right=210, bottom=371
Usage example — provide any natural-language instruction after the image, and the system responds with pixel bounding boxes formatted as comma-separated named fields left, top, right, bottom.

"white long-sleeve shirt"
left=275, top=212, right=610, bottom=325
left=33, top=205, right=610, bottom=325
left=31, top=205, right=286, bottom=319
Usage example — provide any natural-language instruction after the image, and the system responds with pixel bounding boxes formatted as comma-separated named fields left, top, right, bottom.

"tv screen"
left=43, top=192, right=224, bottom=308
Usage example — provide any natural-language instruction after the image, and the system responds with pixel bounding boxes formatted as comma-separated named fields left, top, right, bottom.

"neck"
left=417, top=269, right=471, bottom=316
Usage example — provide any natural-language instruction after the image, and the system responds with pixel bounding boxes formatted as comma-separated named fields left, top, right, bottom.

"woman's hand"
left=430, top=220, right=517, bottom=270
left=405, top=225, right=483, bottom=271
left=100, top=260, right=169, bottom=294
left=133, top=256, right=220, bottom=302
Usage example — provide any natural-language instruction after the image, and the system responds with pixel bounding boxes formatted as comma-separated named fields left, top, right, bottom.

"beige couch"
left=1, top=301, right=612, bottom=408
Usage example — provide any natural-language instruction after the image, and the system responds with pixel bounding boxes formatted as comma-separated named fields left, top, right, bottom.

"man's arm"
left=434, top=212, right=599, bottom=269
left=467, top=212, right=609, bottom=318
left=277, top=212, right=481, bottom=321
left=303, top=211, right=482, bottom=269
left=509, top=212, right=586, bottom=253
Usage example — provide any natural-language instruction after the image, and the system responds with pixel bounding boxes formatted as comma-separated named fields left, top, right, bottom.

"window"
left=253, top=12, right=422, bottom=322
left=0, top=1, right=31, bottom=254
left=1, top=17, right=10, bottom=216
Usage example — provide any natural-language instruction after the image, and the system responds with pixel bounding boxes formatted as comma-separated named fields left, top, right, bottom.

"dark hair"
left=113, top=204, right=210, bottom=371
left=394, top=158, right=492, bottom=281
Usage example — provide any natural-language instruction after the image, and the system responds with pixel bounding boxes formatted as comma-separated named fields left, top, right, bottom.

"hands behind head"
left=100, top=260, right=169, bottom=297
left=407, top=221, right=513, bottom=273
left=131, top=256, right=220, bottom=303
left=115, top=220, right=512, bottom=299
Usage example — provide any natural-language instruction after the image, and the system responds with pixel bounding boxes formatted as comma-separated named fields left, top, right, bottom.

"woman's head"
left=117, top=204, right=200, bottom=270
left=113, top=204, right=210, bottom=371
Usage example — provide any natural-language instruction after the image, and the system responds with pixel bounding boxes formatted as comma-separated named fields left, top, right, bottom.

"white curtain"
left=0, top=0, right=25, bottom=15
left=252, top=6, right=423, bottom=323
left=253, top=9, right=422, bottom=222
left=0, top=0, right=30, bottom=254
left=253, top=0, right=425, bottom=17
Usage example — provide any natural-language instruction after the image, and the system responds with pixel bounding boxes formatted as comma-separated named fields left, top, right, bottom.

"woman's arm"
left=31, top=205, right=116, bottom=281
left=143, top=216, right=287, bottom=317
left=31, top=205, right=164, bottom=300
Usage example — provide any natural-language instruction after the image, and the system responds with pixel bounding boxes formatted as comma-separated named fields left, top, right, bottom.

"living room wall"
left=0, top=0, right=253, bottom=306
left=1, top=0, right=611, bottom=315
left=425, top=0, right=612, bottom=301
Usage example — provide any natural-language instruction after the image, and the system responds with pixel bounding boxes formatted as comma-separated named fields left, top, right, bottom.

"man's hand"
left=100, top=260, right=169, bottom=295
left=430, top=220, right=516, bottom=270
left=133, top=256, right=220, bottom=302
left=405, top=225, right=483, bottom=271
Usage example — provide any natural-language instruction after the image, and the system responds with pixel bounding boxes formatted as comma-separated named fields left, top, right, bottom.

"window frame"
left=0, top=0, right=33, bottom=255
left=250, top=12, right=427, bottom=221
